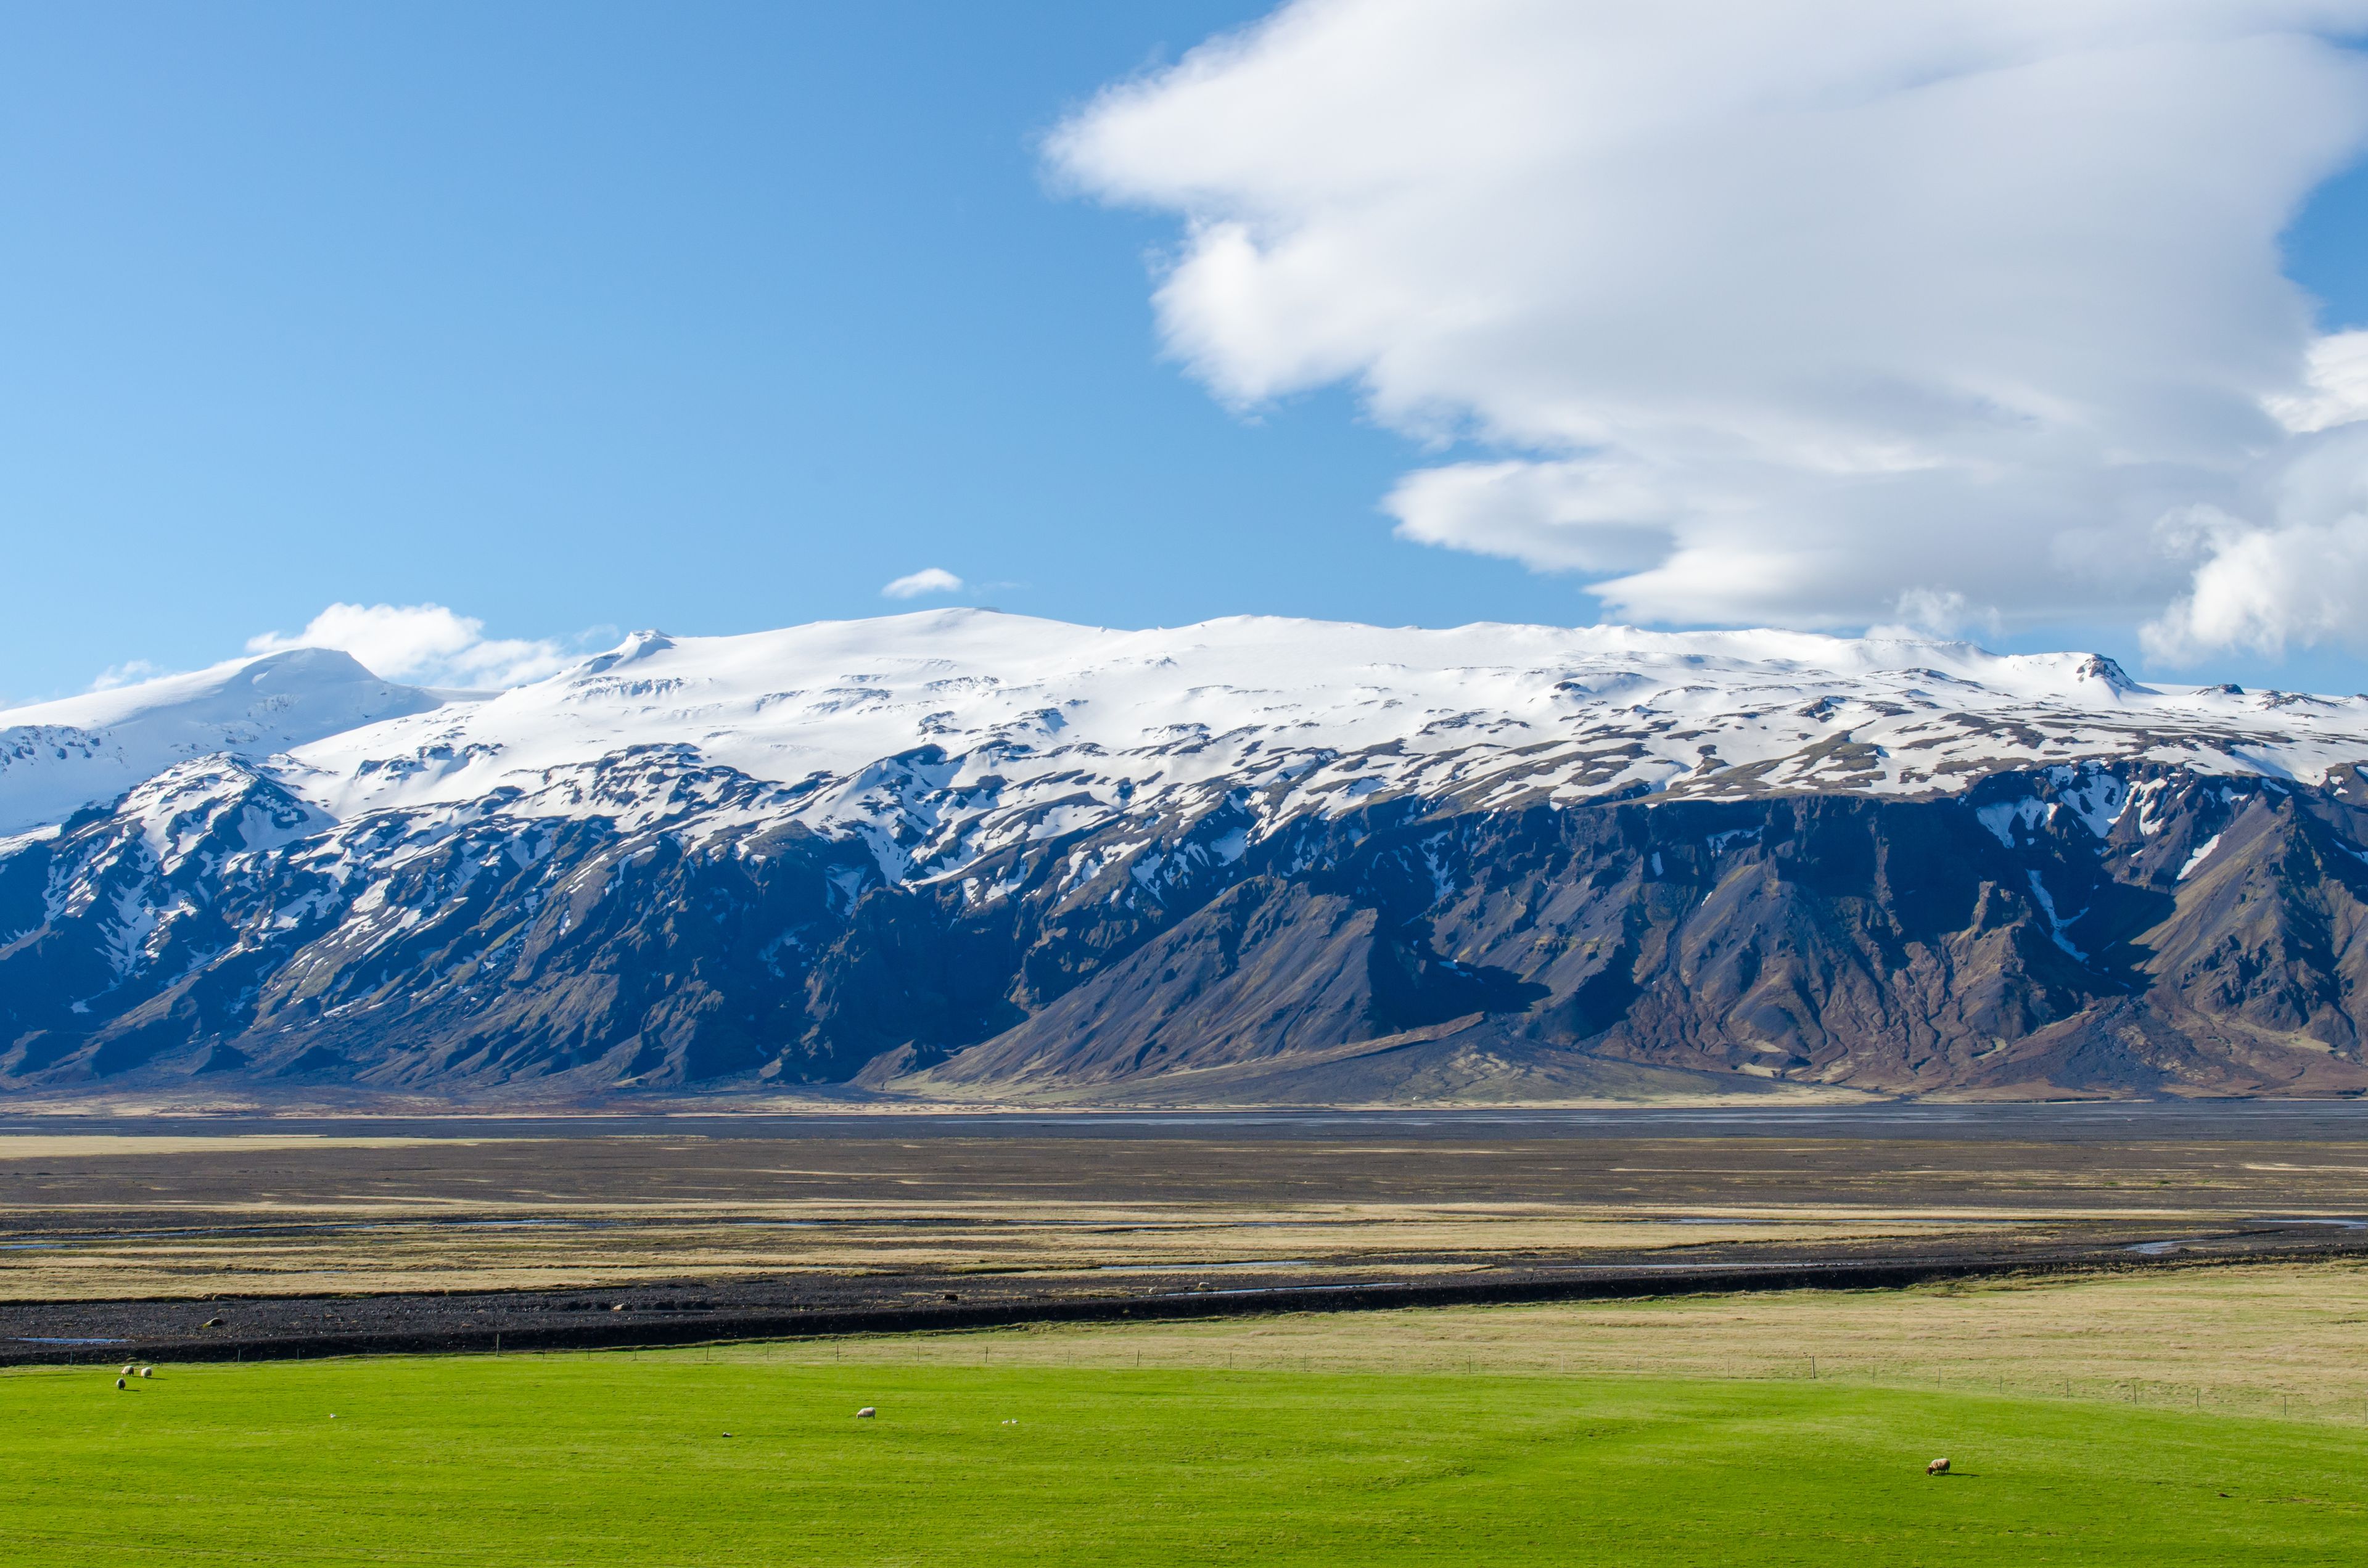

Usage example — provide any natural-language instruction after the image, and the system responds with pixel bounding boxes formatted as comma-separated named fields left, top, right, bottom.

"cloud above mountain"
left=1051, top=0, right=2368, bottom=658
left=882, top=567, right=967, bottom=599
left=246, top=602, right=577, bottom=689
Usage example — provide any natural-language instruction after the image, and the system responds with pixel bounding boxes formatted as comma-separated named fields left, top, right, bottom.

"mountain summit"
left=0, top=647, right=451, bottom=838
left=7, top=612, right=2368, bottom=1102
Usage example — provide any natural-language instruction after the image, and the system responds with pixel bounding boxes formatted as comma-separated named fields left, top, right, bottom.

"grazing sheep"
left=120, top=1365, right=134, bottom=1376
left=1926, top=1458, right=1951, bottom=1476
left=115, top=1377, right=126, bottom=1390
left=855, top=1406, right=876, bottom=1419
left=138, top=1367, right=153, bottom=1379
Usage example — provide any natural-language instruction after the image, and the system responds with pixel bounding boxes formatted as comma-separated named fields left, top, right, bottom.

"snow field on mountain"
left=12, top=612, right=2368, bottom=892
left=0, top=649, right=443, bottom=837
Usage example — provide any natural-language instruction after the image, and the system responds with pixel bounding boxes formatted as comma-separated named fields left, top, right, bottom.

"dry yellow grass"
left=0, top=1135, right=516, bottom=1160
left=737, top=1258, right=2368, bottom=1424
left=0, top=1201, right=2063, bottom=1299
left=4, top=1130, right=2356, bottom=1303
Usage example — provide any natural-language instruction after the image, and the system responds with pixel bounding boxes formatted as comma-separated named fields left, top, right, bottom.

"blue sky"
left=3, top=2, right=2366, bottom=703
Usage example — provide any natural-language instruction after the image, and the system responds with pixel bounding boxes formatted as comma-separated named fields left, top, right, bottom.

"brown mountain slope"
left=900, top=766, right=2368, bottom=1101
left=10, top=753, right=2368, bottom=1101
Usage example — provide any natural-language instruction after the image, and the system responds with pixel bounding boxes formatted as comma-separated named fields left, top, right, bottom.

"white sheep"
left=137, top=1367, right=153, bottom=1379
left=855, top=1406, right=876, bottom=1419
left=1926, top=1458, right=1951, bottom=1476
left=115, top=1377, right=126, bottom=1390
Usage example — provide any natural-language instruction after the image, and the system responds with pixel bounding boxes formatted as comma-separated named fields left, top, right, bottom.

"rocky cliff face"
left=6, top=739, right=2368, bottom=1101
left=11, top=612, right=2368, bottom=1101
left=828, top=757, right=2368, bottom=1100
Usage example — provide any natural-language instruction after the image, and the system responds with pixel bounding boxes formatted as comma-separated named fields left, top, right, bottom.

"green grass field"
left=3, top=1349, right=2364, bottom=1565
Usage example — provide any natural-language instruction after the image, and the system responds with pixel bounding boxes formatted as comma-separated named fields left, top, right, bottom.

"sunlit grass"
left=3, top=1345, right=2364, bottom=1564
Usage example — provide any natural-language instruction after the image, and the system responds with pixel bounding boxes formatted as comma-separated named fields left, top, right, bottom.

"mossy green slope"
left=3, top=1357, right=2362, bottom=1565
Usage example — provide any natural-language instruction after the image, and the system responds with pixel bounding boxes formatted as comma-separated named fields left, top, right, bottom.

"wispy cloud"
left=246, top=602, right=577, bottom=688
left=882, top=567, right=966, bottom=600
left=89, top=659, right=168, bottom=692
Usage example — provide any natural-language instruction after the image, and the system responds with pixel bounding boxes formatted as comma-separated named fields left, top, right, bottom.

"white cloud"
left=246, top=603, right=575, bottom=689
left=89, top=659, right=167, bottom=692
left=2266, top=329, right=2368, bottom=433
left=882, top=567, right=966, bottom=599
left=1053, top=0, right=2368, bottom=655
left=2142, top=517, right=2368, bottom=660
left=1866, top=588, right=1996, bottom=643
left=2143, top=423, right=2368, bottom=659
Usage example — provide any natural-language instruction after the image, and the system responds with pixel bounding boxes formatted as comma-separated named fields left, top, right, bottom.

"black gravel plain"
left=7, top=1222, right=2367, bottom=1366
left=7, top=1105, right=2368, bottom=1365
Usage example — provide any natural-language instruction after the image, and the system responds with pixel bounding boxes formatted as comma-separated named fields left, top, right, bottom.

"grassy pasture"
left=4, top=1347, right=2366, bottom=1565
left=787, top=1260, right=2368, bottom=1424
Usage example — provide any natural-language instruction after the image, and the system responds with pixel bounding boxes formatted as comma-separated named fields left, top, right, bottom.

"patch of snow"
left=1976, top=798, right=2051, bottom=848
left=0, top=823, right=61, bottom=861
left=2024, top=870, right=2089, bottom=962
left=2177, top=835, right=2224, bottom=881
left=101, top=884, right=160, bottom=977
left=1025, top=803, right=1112, bottom=842
left=2129, top=779, right=2171, bottom=836
left=826, top=866, right=870, bottom=912
left=2050, top=765, right=2131, bottom=838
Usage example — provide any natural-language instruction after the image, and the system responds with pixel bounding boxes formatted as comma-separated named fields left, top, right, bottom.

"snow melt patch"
left=2177, top=835, right=2223, bottom=881
left=1977, top=798, right=2051, bottom=848
left=2050, top=766, right=2131, bottom=838
left=2024, top=870, right=2088, bottom=962
left=2129, top=779, right=2171, bottom=835
left=101, top=885, right=161, bottom=977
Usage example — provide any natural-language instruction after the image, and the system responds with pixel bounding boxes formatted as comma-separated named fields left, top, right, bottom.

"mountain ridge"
left=0, top=648, right=453, bottom=839
left=7, top=612, right=2368, bottom=1104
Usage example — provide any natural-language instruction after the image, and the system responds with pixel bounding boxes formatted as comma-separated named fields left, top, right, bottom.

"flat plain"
left=4, top=1106, right=2367, bottom=1355
left=6, top=1110, right=2367, bottom=1302
left=6, top=1309, right=2367, bottom=1565
left=1, top=1107, right=2365, bottom=1562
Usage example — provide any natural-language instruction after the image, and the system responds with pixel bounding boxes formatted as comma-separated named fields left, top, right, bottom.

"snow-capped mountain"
left=0, top=648, right=453, bottom=839
left=15, top=609, right=2368, bottom=856
left=7, top=610, right=2368, bottom=1102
